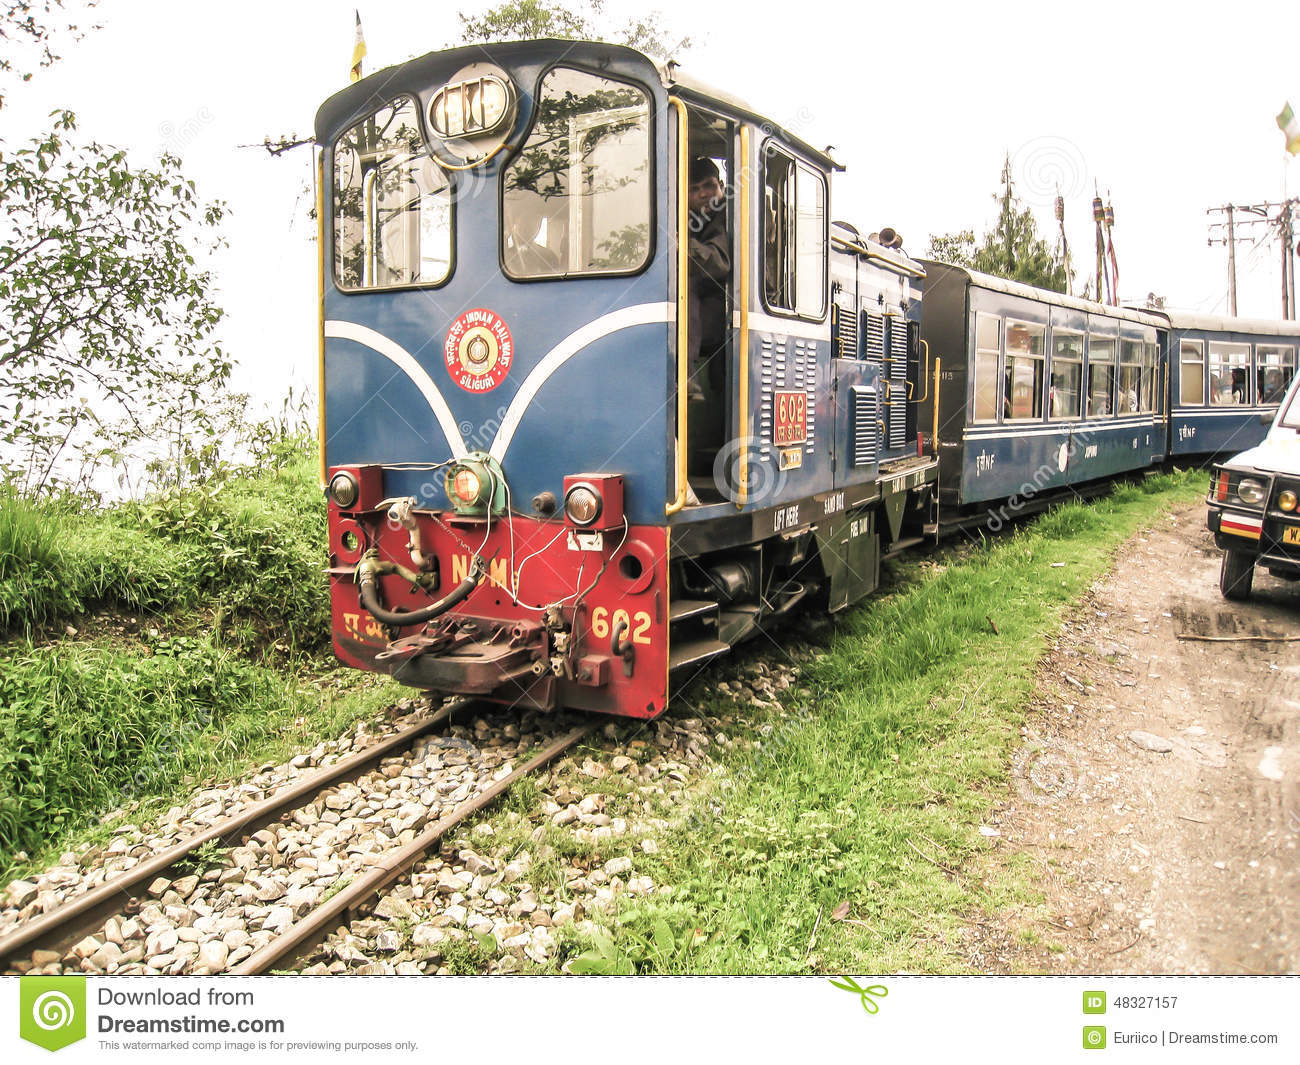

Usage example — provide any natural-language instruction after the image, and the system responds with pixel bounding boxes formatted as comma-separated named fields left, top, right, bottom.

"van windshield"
left=1280, top=380, right=1300, bottom=430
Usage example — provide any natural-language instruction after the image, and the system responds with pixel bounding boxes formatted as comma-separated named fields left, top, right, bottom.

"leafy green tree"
left=0, top=112, right=230, bottom=494
left=456, top=0, right=689, bottom=57
left=928, top=154, right=1070, bottom=293
left=0, top=7, right=230, bottom=496
left=0, top=0, right=97, bottom=105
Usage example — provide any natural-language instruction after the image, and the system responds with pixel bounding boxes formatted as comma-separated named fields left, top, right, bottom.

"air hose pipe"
left=357, top=552, right=481, bottom=627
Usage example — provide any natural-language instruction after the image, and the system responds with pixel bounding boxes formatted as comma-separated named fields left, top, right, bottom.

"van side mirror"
left=1260, top=411, right=1275, bottom=427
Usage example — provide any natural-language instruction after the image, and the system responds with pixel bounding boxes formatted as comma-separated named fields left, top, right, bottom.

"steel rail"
left=232, top=722, right=594, bottom=974
left=0, top=699, right=471, bottom=971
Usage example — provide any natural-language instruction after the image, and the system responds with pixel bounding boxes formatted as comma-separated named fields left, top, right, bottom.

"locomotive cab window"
left=1003, top=319, right=1045, bottom=421
left=762, top=146, right=826, bottom=318
left=333, top=97, right=452, bottom=290
left=502, top=68, right=651, bottom=279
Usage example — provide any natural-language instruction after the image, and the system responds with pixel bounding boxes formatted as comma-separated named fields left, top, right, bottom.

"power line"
left=1207, top=198, right=1299, bottom=318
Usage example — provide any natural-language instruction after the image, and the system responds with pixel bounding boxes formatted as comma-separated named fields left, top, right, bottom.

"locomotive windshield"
left=502, top=67, right=651, bottom=278
left=333, top=97, right=452, bottom=289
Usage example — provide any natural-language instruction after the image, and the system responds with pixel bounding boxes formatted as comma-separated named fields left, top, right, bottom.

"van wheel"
left=1219, top=550, right=1255, bottom=600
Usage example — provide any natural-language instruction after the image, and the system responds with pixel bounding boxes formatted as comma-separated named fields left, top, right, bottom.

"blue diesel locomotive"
left=315, top=39, right=1297, bottom=719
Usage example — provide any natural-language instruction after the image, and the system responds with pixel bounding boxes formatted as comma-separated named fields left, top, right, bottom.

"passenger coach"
left=918, top=263, right=1166, bottom=524
left=1164, top=311, right=1299, bottom=457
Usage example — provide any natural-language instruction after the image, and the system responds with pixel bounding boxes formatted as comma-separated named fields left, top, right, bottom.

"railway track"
left=1, top=700, right=592, bottom=976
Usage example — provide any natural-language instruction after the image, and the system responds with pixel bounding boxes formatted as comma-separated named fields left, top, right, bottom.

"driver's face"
left=689, top=176, right=724, bottom=214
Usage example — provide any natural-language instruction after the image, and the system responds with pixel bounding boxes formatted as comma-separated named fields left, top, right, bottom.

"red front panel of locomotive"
left=327, top=489, right=668, bottom=720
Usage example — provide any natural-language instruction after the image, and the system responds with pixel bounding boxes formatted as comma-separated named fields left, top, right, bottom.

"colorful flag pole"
left=1104, top=198, right=1119, bottom=307
left=1092, top=192, right=1106, bottom=303
left=1278, top=103, right=1300, bottom=156
left=1055, top=189, right=1073, bottom=296
left=350, top=11, right=368, bottom=83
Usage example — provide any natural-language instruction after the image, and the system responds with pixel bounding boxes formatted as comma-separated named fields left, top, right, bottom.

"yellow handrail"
left=316, top=149, right=328, bottom=490
left=665, top=97, right=691, bottom=516
left=932, top=357, right=941, bottom=457
left=915, top=338, right=932, bottom=403
left=735, top=123, right=751, bottom=509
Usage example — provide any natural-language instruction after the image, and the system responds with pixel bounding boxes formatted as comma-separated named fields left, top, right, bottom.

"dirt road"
left=972, top=501, right=1299, bottom=974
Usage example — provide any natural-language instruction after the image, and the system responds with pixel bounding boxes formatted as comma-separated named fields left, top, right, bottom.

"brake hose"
left=357, top=556, right=481, bottom=627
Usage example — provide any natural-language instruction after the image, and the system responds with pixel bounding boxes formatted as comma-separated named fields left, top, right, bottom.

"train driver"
left=687, top=156, right=731, bottom=402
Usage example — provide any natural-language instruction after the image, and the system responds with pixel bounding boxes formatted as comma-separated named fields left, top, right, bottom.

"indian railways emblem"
left=445, top=308, right=513, bottom=393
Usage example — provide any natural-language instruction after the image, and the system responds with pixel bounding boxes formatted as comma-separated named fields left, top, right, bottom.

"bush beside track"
left=0, top=437, right=400, bottom=880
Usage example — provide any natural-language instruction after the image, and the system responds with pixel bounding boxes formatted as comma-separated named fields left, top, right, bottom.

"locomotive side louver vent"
left=759, top=334, right=818, bottom=457
left=850, top=386, right=878, bottom=468
left=887, top=316, right=909, bottom=450
left=835, top=301, right=859, bottom=359
left=864, top=312, right=885, bottom=364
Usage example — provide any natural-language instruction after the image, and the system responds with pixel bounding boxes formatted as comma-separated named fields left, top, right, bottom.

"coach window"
left=1143, top=342, right=1159, bottom=412
left=1087, top=337, right=1115, bottom=417
left=1049, top=330, right=1083, bottom=419
left=1118, top=340, right=1142, bottom=413
left=1256, top=344, right=1295, bottom=404
left=1004, top=320, right=1045, bottom=421
left=763, top=146, right=827, bottom=318
left=502, top=68, right=651, bottom=278
left=334, top=98, right=452, bottom=289
left=1208, top=342, right=1251, bottom=405
left=973, top=313, right=1000, bottom=422
left=1179, top=340, right=1205, bottom=405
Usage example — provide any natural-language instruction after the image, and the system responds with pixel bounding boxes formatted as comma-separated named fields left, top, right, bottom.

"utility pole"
left=1207, top=202, right=1272, bottom=316
left=1282, top=202, right=1295, bottom=319
left=1226, top=205, right=1237, bottom=315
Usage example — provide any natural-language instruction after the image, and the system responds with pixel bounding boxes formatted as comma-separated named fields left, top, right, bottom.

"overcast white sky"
left=6, top=0, right=1299, bottom=408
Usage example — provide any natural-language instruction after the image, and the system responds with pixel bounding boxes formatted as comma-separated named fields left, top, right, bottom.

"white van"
left=1206, top=371, right=1300, bottom=598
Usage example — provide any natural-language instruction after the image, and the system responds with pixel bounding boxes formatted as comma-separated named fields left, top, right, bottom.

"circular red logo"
left=444, top=309, right=513, bottom=393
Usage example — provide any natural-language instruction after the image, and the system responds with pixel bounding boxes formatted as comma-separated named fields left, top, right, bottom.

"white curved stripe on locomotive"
left=488, top=302, right=674, bottom=462
left=324, top=319, right=470, bottom=459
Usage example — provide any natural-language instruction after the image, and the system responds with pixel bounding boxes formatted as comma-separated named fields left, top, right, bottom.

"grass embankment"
left=603, top=471, right=1204, bottom=973
left=0, top=441, right=399, bottom=881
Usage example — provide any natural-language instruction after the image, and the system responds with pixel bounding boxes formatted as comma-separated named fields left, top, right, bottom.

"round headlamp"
left=448, top=466, right=484, bottom=505
left=1279, top=490, right=1298, bottom=512
left=328, top=471, right=359, bottom=509
left=564, top=484, right=602, bottom=526
left=1236, top=477, right=1266, bottom=506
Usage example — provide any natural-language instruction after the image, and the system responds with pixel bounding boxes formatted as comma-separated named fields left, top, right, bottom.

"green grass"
left=0, top=435, right=412, bottom=881
left=0, top=438, right=328, bottom=652
left=590, top=471, right=1204, bottom=974
left=0, top=630, right=403, bottom=879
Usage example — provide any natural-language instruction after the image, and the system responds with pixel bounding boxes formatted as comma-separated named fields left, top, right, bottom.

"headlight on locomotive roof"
left=1280, top=490, right=1298, bottom=512
left=429, top=66, right=517, bottom=159
left=1236, top=477, right=1266, bottom=506
left=564, top=484, right=602, bottom=527
left=328, top=470, right=359, bottom=509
